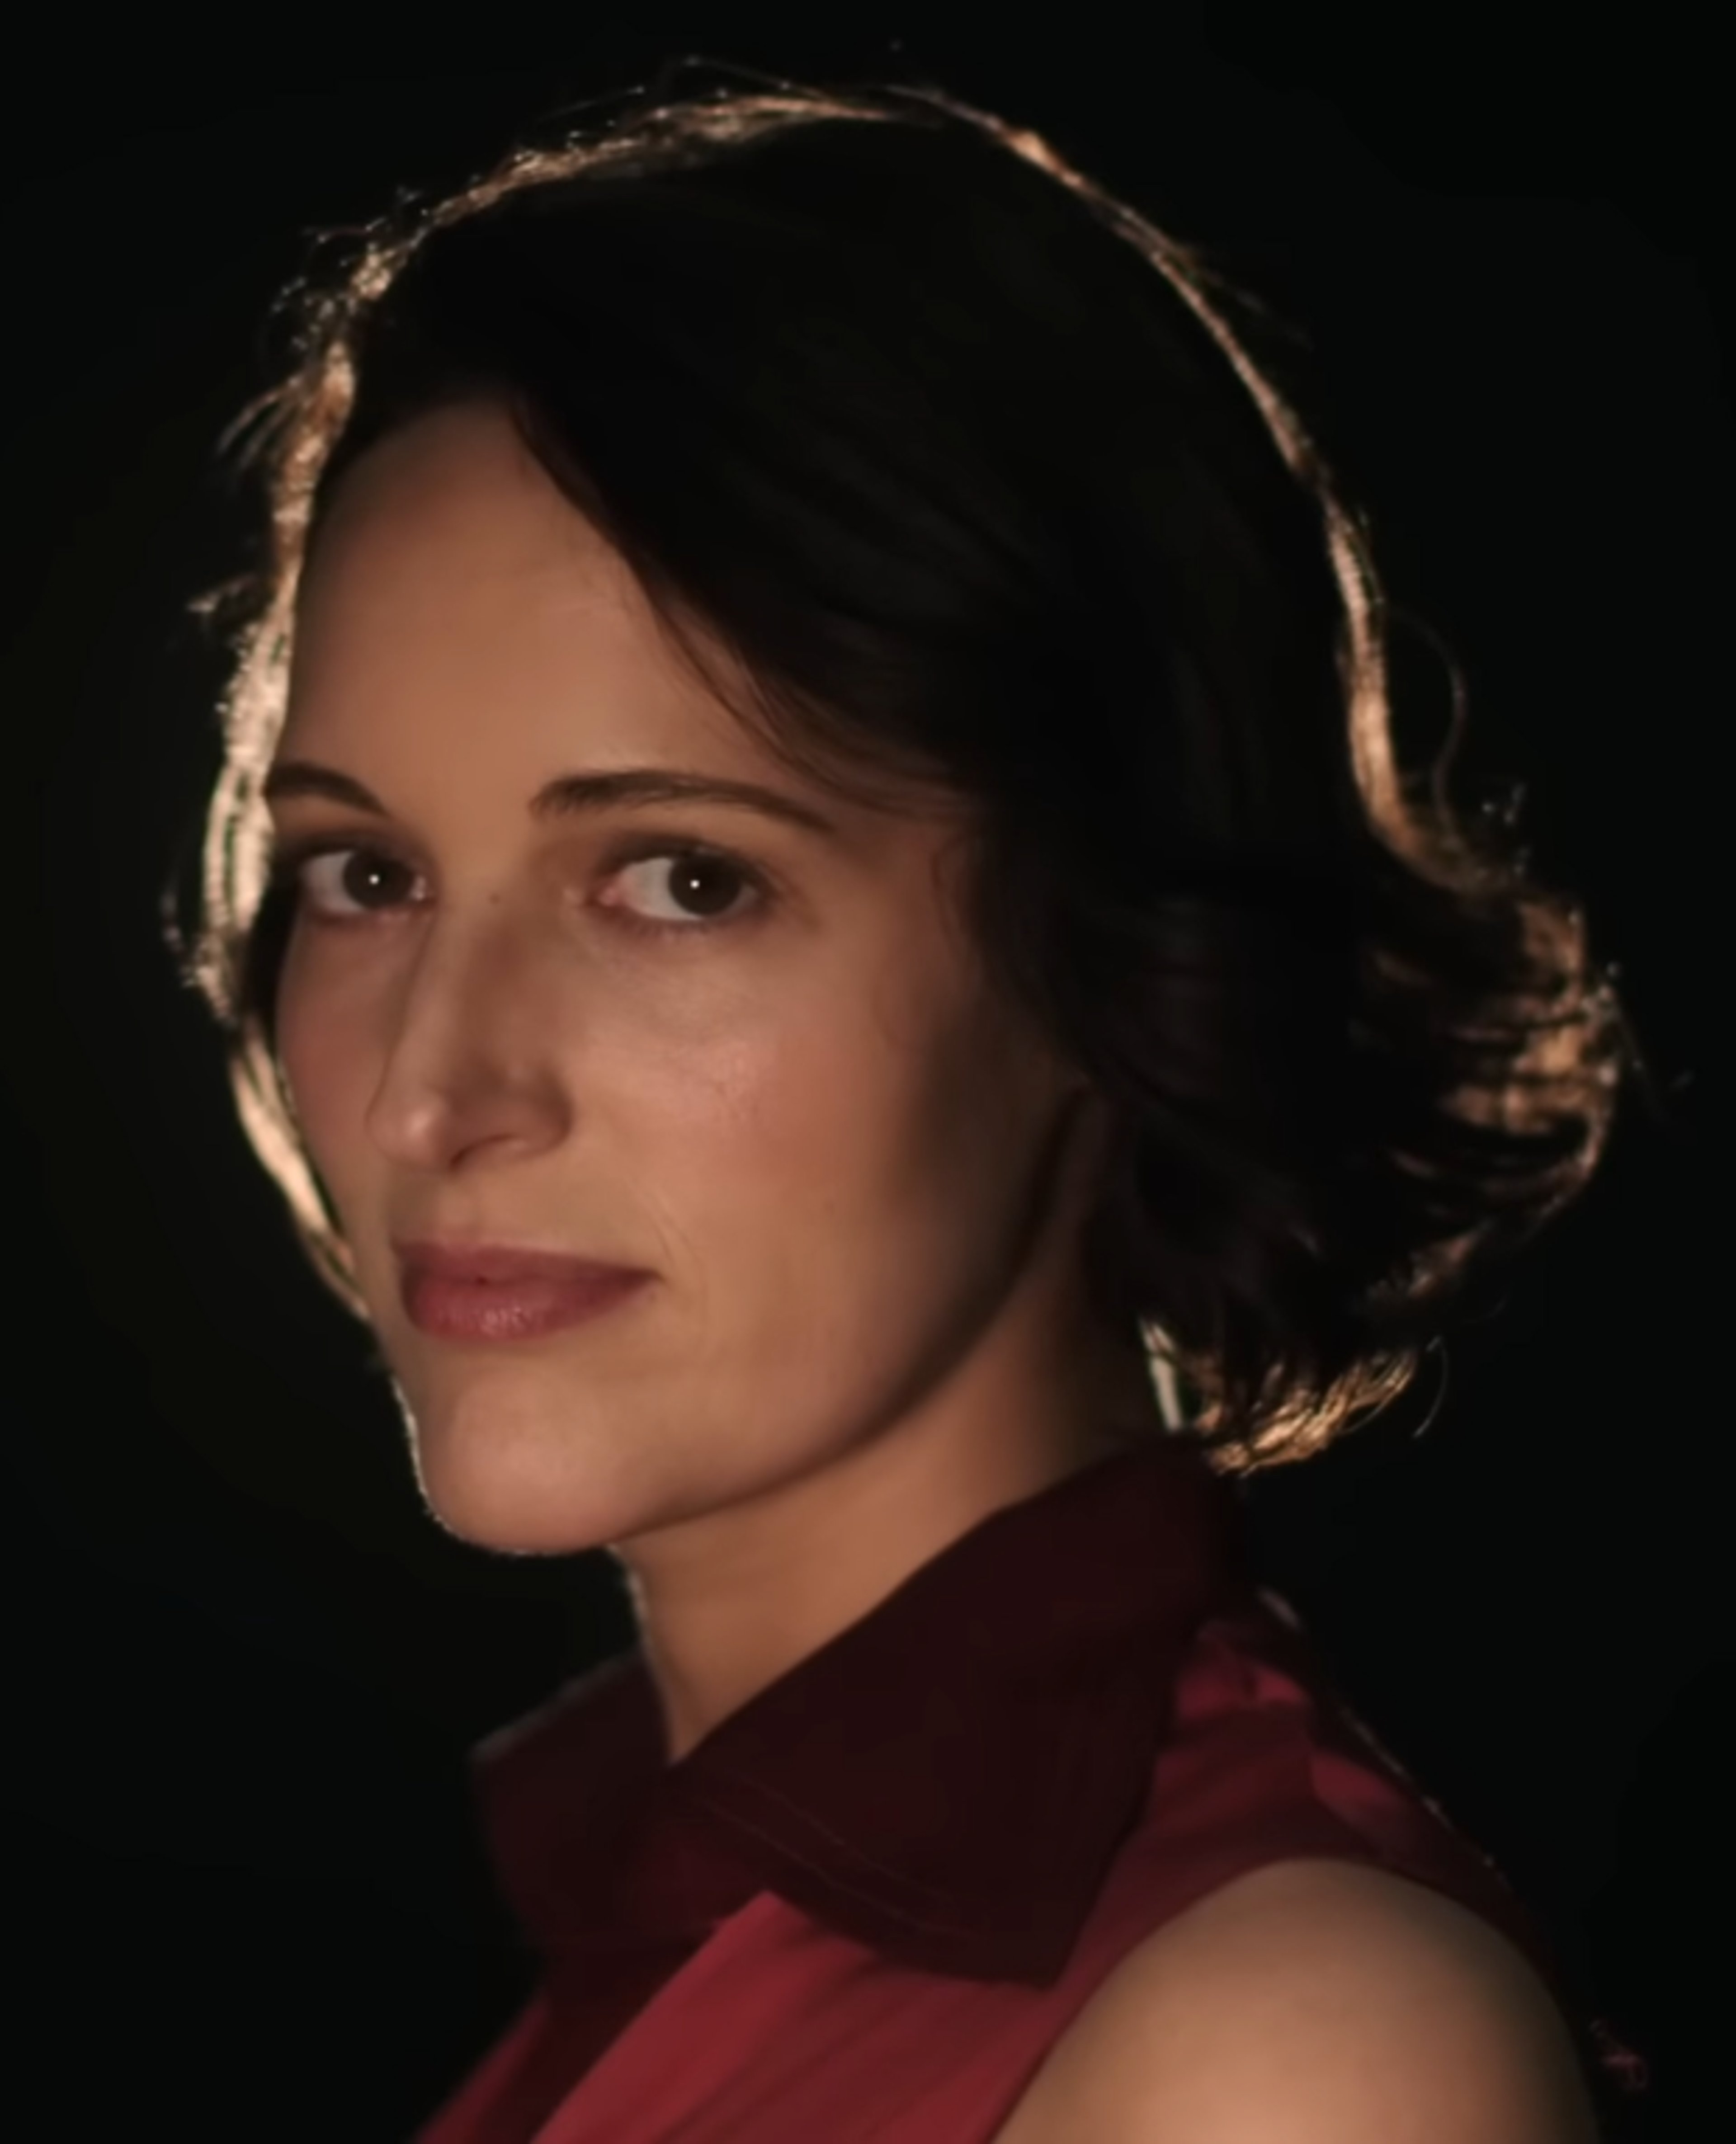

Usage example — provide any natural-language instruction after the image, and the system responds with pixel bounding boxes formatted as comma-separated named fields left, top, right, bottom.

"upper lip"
left=392, top=1239, right=652, bottom=1285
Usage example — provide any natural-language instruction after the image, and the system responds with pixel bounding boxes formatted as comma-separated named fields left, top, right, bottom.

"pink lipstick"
left=394, top=1241, right=655, bottom=1343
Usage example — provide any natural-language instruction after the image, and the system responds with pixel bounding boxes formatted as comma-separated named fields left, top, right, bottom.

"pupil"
left=675, top=856, right=737, bottom=917
left=348, top=854, right=400, bottom=905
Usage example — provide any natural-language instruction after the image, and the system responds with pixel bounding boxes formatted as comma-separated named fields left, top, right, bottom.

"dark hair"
left=163, top=65, right=1633, bottom=1475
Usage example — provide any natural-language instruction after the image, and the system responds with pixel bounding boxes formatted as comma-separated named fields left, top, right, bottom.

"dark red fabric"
left=414, top=1437, right=1620, bottom=2142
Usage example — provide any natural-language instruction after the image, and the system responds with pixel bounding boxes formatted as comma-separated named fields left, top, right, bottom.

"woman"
left=165, top=63, right=1642, bottom=2141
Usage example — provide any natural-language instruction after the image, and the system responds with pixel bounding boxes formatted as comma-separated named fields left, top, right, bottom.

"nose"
left=362, top=906, right=571, bottom=1173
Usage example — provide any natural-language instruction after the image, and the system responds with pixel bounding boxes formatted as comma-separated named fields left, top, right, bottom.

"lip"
left=393, top=1242, right=656, bottom=1343
left=393, top=1240, right=653, bottom=1286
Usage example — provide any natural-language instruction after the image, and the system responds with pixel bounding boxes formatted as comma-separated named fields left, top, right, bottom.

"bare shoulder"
left=991, top=1857, right=1601, bottom=2144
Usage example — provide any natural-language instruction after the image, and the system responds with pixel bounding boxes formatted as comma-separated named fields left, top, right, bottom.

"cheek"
left=267, top=913, right=1027, bottom=1275
left=630, top=964, right=1023, bottom=1268
left=270, top=939, right=374, bottom=1180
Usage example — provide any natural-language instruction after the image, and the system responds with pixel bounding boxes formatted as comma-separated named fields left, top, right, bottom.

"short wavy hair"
left=162, top=63, right=1633, bottom=1475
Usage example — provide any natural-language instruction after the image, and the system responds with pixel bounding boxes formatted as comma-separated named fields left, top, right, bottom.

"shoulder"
left=992, top=1857, right=1600, bottom=2144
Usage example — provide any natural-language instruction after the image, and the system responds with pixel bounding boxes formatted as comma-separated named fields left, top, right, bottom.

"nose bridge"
left=366, top=895, right=548, bottom=1150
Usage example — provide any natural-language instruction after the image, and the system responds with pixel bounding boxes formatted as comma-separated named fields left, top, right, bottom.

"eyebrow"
left=260, top=759, right=839, bottom=839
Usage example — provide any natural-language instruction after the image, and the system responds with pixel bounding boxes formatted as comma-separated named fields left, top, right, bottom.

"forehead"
left=278, top=401, right=972, bottom=876
left=287, top=401, right=742, bottom=757
left=304, top=399, right=627, bottom=606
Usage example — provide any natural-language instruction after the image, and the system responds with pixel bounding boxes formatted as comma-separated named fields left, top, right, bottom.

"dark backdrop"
left=1, top=15, right=1719, bottom=2139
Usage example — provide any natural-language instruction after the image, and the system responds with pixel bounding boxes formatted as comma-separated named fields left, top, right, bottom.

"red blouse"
left=415, top=1436, right=1632, bottom=2142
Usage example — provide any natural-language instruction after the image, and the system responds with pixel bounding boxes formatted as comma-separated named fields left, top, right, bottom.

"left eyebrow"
left=260, top=760, right=840, bottom=840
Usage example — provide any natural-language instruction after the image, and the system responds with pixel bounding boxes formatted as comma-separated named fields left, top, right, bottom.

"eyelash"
left=264, top=834, right=773, bottom=942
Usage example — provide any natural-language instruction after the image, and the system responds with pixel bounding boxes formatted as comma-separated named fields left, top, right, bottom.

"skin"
left=269, top=399, right=1163, bottom=1766
left=988, top=1861, right=1602, bottom=2143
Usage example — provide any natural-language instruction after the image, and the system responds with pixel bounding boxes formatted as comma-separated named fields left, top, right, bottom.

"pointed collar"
left=473, top=1435, right=1253, bottom=1988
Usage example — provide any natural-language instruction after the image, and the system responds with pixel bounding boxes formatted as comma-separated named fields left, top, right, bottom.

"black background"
left=1, top=13, right=1720, bottom=2139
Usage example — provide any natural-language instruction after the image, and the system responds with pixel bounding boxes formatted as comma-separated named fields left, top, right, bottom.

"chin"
left=414, top=1468, right=615, bottom=1556
left=418, top=1495, right=576, bottom=1556
left=404, top=1407, right=635, bottom=1557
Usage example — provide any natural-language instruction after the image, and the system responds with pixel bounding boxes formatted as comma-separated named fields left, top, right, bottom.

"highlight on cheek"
left=264, top=830, right=775, bottom=941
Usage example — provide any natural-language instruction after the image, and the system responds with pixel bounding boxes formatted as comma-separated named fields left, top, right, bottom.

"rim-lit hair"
left=162, top=64, right=1633, bottom=1473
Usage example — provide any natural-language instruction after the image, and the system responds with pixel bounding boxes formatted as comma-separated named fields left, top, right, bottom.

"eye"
left=600, top=842, right=770, bottom=937
left=272, top=842, right=426, bottom=924
left=267, top=835, right=769, bottom=938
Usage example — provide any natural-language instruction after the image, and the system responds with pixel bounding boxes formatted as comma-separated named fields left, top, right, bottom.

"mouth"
left=395, top=1258, right=655, bottom=1343
left=392, top=1239, right=654, bottom=1286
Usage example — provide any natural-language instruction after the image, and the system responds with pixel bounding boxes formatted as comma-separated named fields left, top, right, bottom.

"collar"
left=473, top=1435, right=1253, bottom=1987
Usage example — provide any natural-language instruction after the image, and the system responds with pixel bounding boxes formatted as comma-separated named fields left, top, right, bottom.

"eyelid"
left=265, top=829, right=426, bottom=894
left=264, top=826, right=775, bottom=933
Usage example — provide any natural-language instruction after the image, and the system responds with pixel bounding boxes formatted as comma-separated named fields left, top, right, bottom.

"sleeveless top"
left=413, top=1435, right=1643, bottom=2142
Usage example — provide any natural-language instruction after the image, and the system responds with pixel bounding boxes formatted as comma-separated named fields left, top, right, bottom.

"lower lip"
left=401, top=1269, right=654, bottom=1342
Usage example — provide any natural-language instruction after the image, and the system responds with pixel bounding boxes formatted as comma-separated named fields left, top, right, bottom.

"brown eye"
left=267, top=835, right=770, bottom=939
left=288, top=845, right=425, bottom=922
left=604, top=845, right=769, bottom=935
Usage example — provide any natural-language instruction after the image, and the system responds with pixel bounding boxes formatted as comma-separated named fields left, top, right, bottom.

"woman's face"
left=269, top=399, right=1118, bottom=1558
